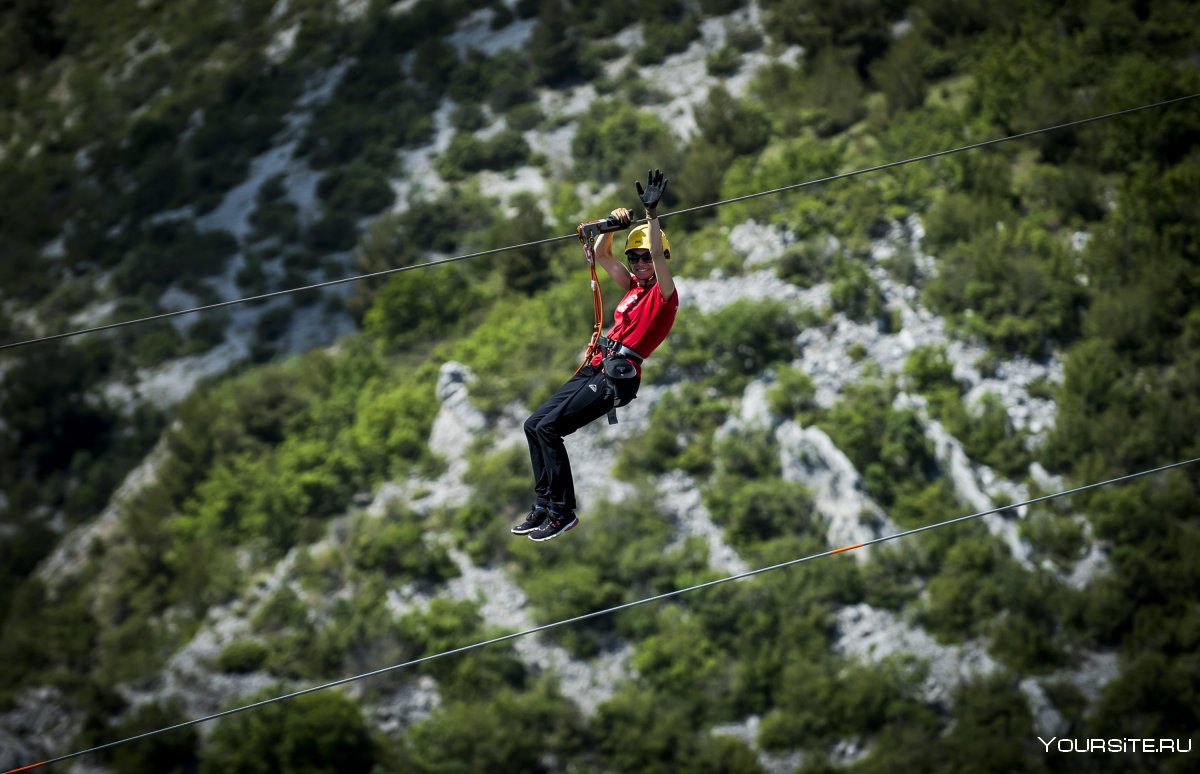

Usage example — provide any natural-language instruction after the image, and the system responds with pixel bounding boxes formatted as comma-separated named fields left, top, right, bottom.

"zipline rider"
left=514, top=169, right=677, bottom=542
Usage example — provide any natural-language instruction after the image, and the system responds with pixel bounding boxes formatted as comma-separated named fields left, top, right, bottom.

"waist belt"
left=598, top=336, right=644, bottom=364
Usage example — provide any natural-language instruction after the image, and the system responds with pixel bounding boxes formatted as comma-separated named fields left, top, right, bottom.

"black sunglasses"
left=627, top=252, right=653, bottom=264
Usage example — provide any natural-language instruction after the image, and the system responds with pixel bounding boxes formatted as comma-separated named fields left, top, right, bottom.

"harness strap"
left=575, top=229, right=605, bottom=376
left=597, top=336, right=644, bottom=364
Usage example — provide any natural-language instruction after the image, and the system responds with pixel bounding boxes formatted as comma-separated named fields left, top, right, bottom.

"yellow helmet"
left=624, top=223, right=671, bottom=259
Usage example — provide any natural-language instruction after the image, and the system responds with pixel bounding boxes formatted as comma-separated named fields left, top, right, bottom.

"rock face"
left=0, top=687, right=79, bottom=772
left=443, top=549, right=632, bottom=718
left=777, top=422, right=898, bottom=558
left=658, top=470, right=750, bottom=577
left=36, top=440, right=169, bottom=592
left=834, top=603, right=1000, bottom=707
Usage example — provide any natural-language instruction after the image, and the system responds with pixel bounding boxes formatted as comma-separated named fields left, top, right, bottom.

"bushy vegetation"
left=2, top=0, right=1199, bottom=770
left=202, top=688, right=376, bottom=773
left=654, top=299, right=811, bottom=395
left=903, top=345, right=1033, bottom=476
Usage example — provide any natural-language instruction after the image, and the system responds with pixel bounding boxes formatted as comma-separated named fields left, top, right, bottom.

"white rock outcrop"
left=778, top=423, right=898, bottom=559
left=834, top=603, right=999, bottom=707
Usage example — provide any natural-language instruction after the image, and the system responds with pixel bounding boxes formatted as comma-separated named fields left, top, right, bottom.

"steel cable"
left=2, top=92, right=1196, bottom=352
left=8, top=456, right=1198, bottom=772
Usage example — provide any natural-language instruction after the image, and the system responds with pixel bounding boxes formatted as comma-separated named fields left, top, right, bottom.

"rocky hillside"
left=2, top=1, right=1198, bottom=772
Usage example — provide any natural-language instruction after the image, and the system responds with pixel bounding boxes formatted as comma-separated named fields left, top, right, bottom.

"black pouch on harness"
left=601, top=356, right=639, bottom=423
left=602, top=356, right=637, bottom=381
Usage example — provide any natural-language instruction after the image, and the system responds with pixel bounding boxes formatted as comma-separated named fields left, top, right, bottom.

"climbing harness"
left=573, top=215, right=623, bottom=376
left=574, top=216, right=642, bottom=424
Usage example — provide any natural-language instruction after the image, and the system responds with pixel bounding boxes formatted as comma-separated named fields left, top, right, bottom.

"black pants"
left=524, top=365, right=639, bottom=513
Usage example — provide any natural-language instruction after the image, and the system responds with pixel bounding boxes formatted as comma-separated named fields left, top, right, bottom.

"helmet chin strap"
left=632, top=271, right=656, bottom=289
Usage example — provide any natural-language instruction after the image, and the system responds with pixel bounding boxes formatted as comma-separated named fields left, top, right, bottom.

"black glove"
left=608, top=208, right=632, bottom=229
left=635, top=169, right=668, bottom=212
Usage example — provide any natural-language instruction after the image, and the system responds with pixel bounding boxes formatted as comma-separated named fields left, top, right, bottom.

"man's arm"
left=647, top=214, right=674, bottom=300
left=637, top=170, right=674, bottom=300
left=594, top=207, right=633, bottom=291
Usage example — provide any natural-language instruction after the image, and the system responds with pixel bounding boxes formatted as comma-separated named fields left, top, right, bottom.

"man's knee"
left=534, top=418, right=562, bottom=443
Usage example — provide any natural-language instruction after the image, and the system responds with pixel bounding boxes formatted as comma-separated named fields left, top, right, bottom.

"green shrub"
left=955, top=393, right=1033, bottom=478
left=528, top=0, right=596, bottom=85
left=617, top=382, right=731, bottom=476
left=453, top=445, right=534, bottom=563
left=595, top=684, right=757, bottom=771
left=704, top=477, right=818, bottom=549
left=870, top=31, right=930, bottom=114
left=317, top=163, right=396, bottom=215
left=254, top=304, right=294, bottom=343
left=1019, top=505, right=1085, bottom=569
left=776, top=239, right=832, bottom=287
left=132, top=324, right=185, bottom=366
left=705, top=46, right=742, bottom=76
left=655, top=299, right=802, bottom=394
left=505, top=101, right=544, bottom=131
left=113, top=224, right=238, bottom=295
left=216, top=639, right=269, bottom=674
left=765, top=365, right=818, bottom=423
left=396, top=598, right=527, bottom=700
left=632, top=607, right=721, bottom=702
left=442, top=280, right=592, bottom=415
left=571, top=100, right=673, bottom=180
left=802, top=46, right=866, bottom=135
left=363, top=264, right=483, bottom=349
left=820, top=377, right=945, bottom=517
left=860, top=544, right=926, bottom=609
left=759, top=655, right=926, bottom=750
left=717, top=135, right=844, bottom=227
left=106, top=699, right=197, bottom=774
left=829, top=255, right=886, bottom=323
left=487, top=51, right=537, bottom=111
left=726, top=23, right=764, bottom=52
left=250, top=200, right=300, bottom=244
left=252, top=586, right=310, bottom=633
left=306, top=212, right=359, bottom=252
left=451, top=101, right=487, bottom=132
left=347, top=508, right=457, bottom=584
left=405, top=680, right=585, bottom=771
left=184, top=313, right=229, bottom=354
left=926, top=219, right=1084, bottom=357
left=715, top=427, right=780, bottom=479
left=437, top=128, right=530, bottom=179
left=202, top=688, right=376, bottom=773
left=904, top=345, right=957, bottom=394
left=511, top=496, right=712, bottom=656
left=301, top=54, right=433, bottom=166
left=236, top=255, right=268, bottom=296
left=694, top=86, right=771, bottom=157
left=394, top=185, right=499, bottom=254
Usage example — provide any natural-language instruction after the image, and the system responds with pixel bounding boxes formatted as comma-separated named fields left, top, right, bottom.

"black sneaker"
left=511, top=505, right=549, bottom=535
left=528, top=511, right=579, bottom=542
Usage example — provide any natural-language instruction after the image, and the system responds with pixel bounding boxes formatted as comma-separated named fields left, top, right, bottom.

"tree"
left=202, top=689, right=376, bottom=773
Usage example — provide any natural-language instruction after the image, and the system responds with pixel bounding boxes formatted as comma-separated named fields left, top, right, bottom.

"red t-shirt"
left=590, top=280, right=678, bottom=374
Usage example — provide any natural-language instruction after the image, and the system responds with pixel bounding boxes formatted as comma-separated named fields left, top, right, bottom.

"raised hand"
left=635, top=168, right=668, bottom=213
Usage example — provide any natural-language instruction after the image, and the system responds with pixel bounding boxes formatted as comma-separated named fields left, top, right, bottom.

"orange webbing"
left=576, top=261, right=605, bottom=374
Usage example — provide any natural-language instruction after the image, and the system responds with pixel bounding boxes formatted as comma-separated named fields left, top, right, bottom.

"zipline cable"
left=2, top=92, right=1197, bottom=353
left=8, top=455, right=1198, bottom=773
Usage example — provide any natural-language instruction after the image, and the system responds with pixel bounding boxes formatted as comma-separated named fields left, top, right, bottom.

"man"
left=514, top=169, right=677, bottom=541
